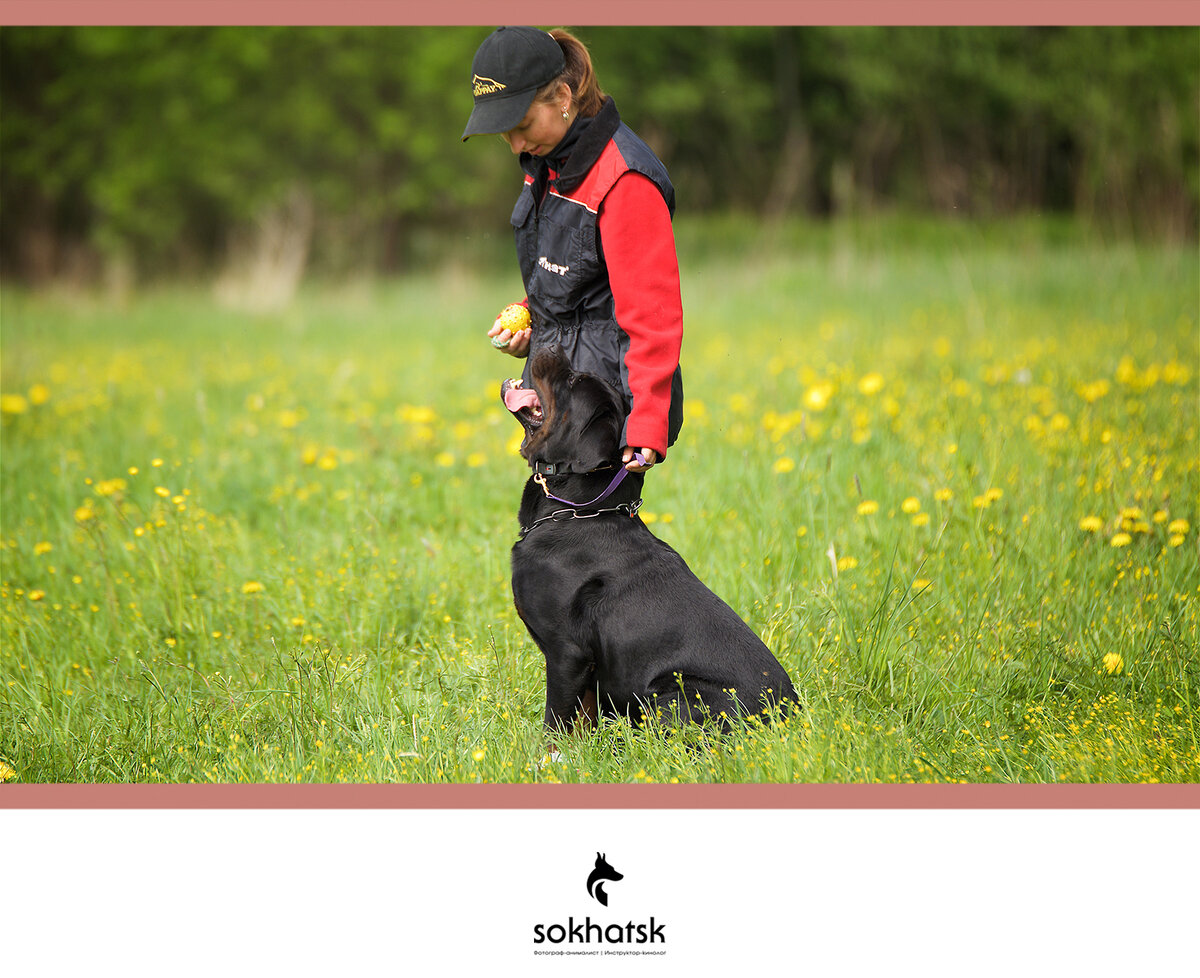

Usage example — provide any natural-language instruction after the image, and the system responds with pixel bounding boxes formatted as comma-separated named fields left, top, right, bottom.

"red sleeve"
left=597, top=172, right=683, bottom=458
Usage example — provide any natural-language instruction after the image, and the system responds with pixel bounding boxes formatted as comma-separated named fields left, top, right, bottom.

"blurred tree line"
left=1, top=25, right=1195, bottom=294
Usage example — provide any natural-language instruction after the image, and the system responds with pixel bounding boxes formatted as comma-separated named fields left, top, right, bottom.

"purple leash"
left=534, top=452, right=648, bottom=509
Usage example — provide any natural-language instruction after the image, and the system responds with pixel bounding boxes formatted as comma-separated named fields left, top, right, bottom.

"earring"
left=562, top=107, right=570, bottom=120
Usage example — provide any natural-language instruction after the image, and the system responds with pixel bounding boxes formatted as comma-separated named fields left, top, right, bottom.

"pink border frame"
left=1, top=3, right=1195, bottom=809
left=3, top=784, right=1198, bottom=808
left=0, top=1, right=1198, bottom=26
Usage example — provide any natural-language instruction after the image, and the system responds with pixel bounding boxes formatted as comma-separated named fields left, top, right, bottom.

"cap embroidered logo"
left=472, top=74, right=507, bottom=96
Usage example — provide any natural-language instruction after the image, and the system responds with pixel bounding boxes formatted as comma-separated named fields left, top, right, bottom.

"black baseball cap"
left=461, top=26, right=565, bottom=142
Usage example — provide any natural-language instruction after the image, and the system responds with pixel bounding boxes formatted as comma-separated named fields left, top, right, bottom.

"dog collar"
left=518, top=498, right=642, bottom=539
left=532, top=452, right=647, bottom=509
left=532, top=451, right=648, bottom=479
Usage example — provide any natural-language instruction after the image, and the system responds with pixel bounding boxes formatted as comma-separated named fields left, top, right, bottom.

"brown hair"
left=534, top=29, right=606, bottom=118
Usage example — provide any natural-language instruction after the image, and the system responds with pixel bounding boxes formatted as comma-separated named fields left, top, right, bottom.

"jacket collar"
left=520, top=97, right=621, bottom=195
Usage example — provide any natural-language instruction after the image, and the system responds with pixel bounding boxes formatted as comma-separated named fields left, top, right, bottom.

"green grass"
left=2, top=216, right=1197, bottom=783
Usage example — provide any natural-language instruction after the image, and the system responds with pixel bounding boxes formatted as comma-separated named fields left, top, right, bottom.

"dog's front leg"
left=543, top=649, right=597, bottom=735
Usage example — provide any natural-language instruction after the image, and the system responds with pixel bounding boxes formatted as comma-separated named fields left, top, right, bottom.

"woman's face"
left=502, top=85, right=570, bottom=157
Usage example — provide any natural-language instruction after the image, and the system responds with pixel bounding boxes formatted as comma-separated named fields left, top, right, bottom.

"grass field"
left=2, top=217, right=1197, bottom=784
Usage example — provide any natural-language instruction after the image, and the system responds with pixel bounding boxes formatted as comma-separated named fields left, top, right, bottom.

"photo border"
left=1, top=0, right=1196, bottom=813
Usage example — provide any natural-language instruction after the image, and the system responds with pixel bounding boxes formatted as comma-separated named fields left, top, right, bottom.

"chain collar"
left=518, top=498, right=642, bottom=540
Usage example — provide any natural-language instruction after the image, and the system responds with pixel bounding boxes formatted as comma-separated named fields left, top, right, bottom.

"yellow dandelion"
left=913, top=578, right=933, bottom=591
left=435, top=452, right=455, bottom=468
left=74, top=504, right=95, bottom=523
left=837, top=556, right=858, bottom=571
left=901, top=497, right=921, bottom=514
left=1102, top=653, right=1124, bottom=676
left=399, top=405, right=438, bottom=426
left=0, top=761, right=17, bottom=782
left=466, top=452, right=487, bottom=468
left=858, top=372, right=884, bottom=396
left=934, top=488, right=953, bottom=502
left=803, top=383, right=834, bottom=411
left=857, top=500, right=879, bottom=516
left=1153, top=510, right=1169, bottom=525
left=277, top=408, right=302, bottom=429
left=1110, top=533, right=1132, bottom=548
left=154, top=486, right=171, bottom=498
left=0, top=393, right=29, bottom=415
left=773, top=456, right=796, bottom=474
left=472, top=748, right=486, bottom=762
left=95, top=478, right=127, bottom=497
left=291, top=616, right=307, bottom=628
left=1169, top=535, right=1185, bottom=548
left=1167, top=518, right=1189, bottom=536
left=1079, top=516, right=1104, bottom=532
left=29, top=384, right=51, bottom=406
left=911, top=512, right=930, bottom=527
left=34, top=542, right=53, bottom=556
left=985, top=487, right=1004, bottom=502
left=29, top=590, right=45, bottom=602
left=242, top=581, right=264, bottom=595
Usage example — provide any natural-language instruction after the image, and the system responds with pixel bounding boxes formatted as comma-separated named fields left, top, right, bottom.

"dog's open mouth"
left=501, top=378, right=544, bottom=429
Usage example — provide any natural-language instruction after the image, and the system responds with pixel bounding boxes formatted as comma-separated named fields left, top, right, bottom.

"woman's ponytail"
left=536, top=28, right=606, bottom=117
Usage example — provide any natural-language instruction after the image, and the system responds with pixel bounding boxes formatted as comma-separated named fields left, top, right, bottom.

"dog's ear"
left=525, top=349, right=624, bottom=470
left=568, top=382, right=623, bottom=470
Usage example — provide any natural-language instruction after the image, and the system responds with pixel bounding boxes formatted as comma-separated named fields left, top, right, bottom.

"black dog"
left=501, top=347, right=798, bottom=735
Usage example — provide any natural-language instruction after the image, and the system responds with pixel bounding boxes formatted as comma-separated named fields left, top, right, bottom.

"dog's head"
left=501, top=347, right=624, bottom=472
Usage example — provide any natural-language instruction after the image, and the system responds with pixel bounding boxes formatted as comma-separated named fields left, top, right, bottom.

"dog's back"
left=513, top=500, right=798, bottom=729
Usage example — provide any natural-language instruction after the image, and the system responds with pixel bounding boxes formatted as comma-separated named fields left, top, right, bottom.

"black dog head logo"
left=586, top=852, right=624, bottom=906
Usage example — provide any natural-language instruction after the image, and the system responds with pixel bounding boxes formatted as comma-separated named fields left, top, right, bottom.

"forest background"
left=1, top=25, right=1196, bottom=298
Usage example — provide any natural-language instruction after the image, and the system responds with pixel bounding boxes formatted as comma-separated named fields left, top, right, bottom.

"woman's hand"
left=488, top=314, right=531, bottom=357
left=622, top=447, right=658, bottom=472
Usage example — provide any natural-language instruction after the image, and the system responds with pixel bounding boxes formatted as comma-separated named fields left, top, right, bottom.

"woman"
left=462, top=26, right=683, bottom=473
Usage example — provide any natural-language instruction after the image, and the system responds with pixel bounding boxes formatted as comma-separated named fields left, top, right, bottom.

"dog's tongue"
left=504, top=386, right=541, bottom=415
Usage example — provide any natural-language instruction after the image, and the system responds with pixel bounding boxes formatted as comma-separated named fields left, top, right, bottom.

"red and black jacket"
left=513, top=97, right=684, bottom=458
